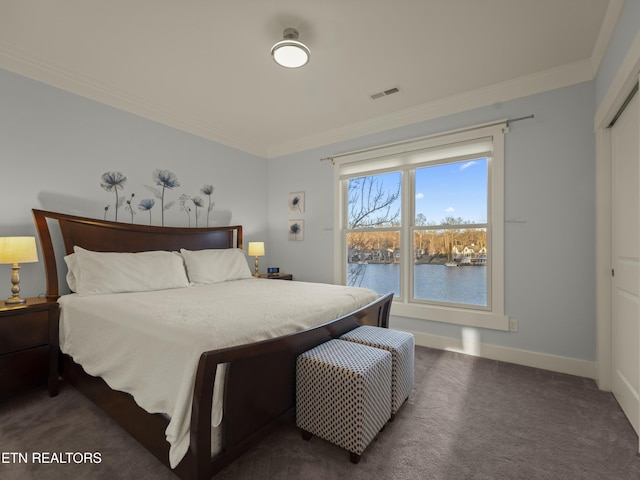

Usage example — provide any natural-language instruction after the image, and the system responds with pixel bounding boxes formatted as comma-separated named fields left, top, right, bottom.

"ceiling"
left=0, top=0, right=621, bottom=158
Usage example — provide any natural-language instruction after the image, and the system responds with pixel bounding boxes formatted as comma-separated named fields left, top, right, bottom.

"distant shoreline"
left=349, top=256, right=486, bottom=266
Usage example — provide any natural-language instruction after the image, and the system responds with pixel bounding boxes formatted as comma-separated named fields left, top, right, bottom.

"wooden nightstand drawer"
left=0, top=346, right=49, bottom=397
left=0, top=299, right=59, bottom=397
left=0, top=309, right=49, bottom=355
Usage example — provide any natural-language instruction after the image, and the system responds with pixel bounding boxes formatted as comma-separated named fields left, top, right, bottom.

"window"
left=413, top=159, right=488, bottom=307
left=333, top=123, right=508, bottom=330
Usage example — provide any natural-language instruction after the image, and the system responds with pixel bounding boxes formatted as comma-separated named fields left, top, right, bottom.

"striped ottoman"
left=340, top=326, right=414, bottom=418
left=296, top=339, right=392, bottom=463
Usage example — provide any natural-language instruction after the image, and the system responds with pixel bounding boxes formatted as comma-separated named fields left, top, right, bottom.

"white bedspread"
left=57, top=278, right=379, bottom=468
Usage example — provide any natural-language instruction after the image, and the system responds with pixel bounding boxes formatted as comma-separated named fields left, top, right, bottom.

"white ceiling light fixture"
left=271, top=28, right=310, bottom=68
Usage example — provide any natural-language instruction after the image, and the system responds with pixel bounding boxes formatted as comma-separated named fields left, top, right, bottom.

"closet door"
left=611, top=84, right=640, bottom=441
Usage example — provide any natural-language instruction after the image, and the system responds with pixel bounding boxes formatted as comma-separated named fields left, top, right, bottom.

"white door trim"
left=595, top=127, right=612, bottom=391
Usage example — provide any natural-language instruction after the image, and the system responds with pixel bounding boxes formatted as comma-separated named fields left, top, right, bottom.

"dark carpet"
left=1, top=346, right=638, bottom=480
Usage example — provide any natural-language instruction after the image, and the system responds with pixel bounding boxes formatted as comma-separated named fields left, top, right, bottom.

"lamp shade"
left=0, top=236, right=38, bottom=264
left=248, top=242, right=265, bottom=257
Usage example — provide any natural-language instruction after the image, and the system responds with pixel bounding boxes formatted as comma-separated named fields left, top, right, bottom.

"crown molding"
left=0, top=44, right=269, bottom=158
left=266, top=59, right=594, bottom=158
left=590, top=0, right=625, bottom=75
left=0, top=42, right=595, bottom=160
left=594, top=27, right=640, bottom=129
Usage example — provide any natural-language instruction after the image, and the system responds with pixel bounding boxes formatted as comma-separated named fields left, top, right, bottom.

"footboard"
left=182, top=292, right=393, bottom=480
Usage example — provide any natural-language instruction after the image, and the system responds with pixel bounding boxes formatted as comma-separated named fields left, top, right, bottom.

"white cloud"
left=460, top=160, right=477, bottom=171
left=415, top=192, right=424, bottom=200
left=445, top=206, right=455, bottom=212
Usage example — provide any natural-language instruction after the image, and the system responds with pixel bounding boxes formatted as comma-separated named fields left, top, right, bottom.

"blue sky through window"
left=350, top=156, right=488, bottom=228
left=416, top=157, right=488, bottom=225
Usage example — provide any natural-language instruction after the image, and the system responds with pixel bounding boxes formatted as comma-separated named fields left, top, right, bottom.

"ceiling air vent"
left=370, top=86, right=401, bottom=100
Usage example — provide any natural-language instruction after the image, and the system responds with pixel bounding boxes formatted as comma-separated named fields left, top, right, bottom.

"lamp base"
left=6, top=264, right=26, bottom=305
left=5, top=296, right=27, bottom=305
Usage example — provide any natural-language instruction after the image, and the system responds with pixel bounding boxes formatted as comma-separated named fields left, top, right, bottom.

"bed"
left=32, top=209, right=393, bottom=479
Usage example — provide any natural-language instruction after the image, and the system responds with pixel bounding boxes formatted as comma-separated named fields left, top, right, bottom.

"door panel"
left=611, top=85, right=640, bottom=440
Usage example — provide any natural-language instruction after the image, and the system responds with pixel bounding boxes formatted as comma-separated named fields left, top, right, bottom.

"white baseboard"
left=406, top=330, right=596, bottom=380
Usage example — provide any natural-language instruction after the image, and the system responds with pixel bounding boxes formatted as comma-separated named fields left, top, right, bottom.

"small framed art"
left=288, top=192, right=305, bottom=214
left=288, top=220, right=304, bottom=241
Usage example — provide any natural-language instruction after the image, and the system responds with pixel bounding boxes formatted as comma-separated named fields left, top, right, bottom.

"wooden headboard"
left=32, top=209, right=243, bottom=299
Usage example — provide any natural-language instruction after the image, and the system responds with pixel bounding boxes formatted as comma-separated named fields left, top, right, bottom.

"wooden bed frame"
left=32, top=209, right=393, bottom=479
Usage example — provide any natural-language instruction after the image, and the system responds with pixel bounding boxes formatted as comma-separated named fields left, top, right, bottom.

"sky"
left=415, top=157, right=488, bottom=224
left=353, top=156, right=488, bottom=226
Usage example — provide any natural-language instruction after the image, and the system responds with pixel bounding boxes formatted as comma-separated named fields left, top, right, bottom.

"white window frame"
left=333, top=122, right=509, bottom=331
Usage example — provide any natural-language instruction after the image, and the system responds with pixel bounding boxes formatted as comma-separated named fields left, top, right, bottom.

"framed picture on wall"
left=288, top=220, right=304, bottom=241
left=288, top=192, right=305, bottom=214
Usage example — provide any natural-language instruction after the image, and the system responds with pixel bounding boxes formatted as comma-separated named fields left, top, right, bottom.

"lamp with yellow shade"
left=0, top=236, right=39, bottom=305
left=247, top=242, right=265, bottom=277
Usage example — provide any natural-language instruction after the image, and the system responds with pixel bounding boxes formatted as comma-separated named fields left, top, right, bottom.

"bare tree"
left=415, top=213, right=427, bottom=254
left=347, top=176, right=400, bottom=286
left=348, top=176, right=400, bottom=228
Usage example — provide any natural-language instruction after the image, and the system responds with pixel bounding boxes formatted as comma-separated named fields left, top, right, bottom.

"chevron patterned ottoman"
left=296, top=339, right=392, bottom=463
left=340, top=326, right=414, bottom=418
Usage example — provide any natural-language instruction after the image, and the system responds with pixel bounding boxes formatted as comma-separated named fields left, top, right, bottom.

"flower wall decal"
left=179, top=194, right=192, bottom=227
left=155, top=169, right=179, bottom=226
left=99, top=169, right=216, bottom=227
left=100, top=171, right=127, bottom=221
left=201, top=184, right=215, bottom=227
left=138, top=198, right=155, bottom=225
left=124, top=193, right=136, bottom=223
left=192, top=196, right=205, bottom=227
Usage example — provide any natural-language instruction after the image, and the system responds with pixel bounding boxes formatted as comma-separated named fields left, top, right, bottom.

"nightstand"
left=258, top=273, right=293, bottom=280
left=0, top=298, right=59, bottom=398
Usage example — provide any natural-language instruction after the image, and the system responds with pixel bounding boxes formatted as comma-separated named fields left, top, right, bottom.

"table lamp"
left=248, top=242, right=265, bottom=277
left=0, top=236, right=39, bottom=305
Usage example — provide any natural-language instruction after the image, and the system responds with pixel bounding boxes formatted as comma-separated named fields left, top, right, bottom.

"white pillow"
left=63, top=253, right=79, bottom=292
left=180, top=248, right=253, bottom=284
left=72, top=246, right=190, bottom=296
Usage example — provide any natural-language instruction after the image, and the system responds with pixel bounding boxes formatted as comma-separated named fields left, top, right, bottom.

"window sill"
left=391, top=302, right=509, bottom=331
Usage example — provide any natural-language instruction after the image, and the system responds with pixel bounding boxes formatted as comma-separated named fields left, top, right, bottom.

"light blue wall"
left=0, top=68, right=268, bottom=299
left=267, top=82, right=596, bottom=361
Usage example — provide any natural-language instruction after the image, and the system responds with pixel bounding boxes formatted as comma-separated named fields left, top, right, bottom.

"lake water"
left=348, top=262, right=487, bottom=306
